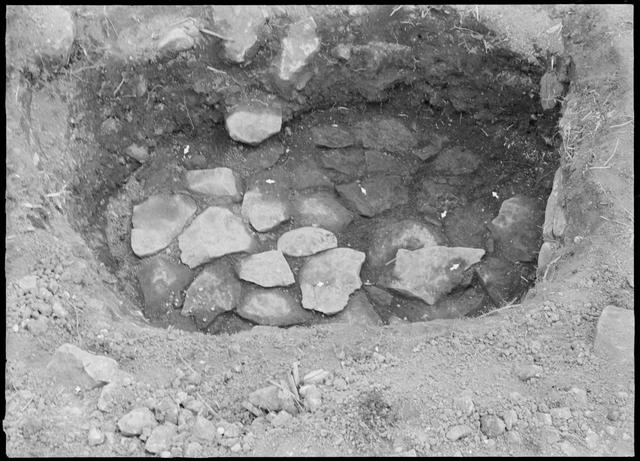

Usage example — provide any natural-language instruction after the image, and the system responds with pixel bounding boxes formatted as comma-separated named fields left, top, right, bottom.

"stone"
left=319, top=148, right=365, bottom=177
left=158, top=25, right=198, bottom=53
left=290, top=161, right=333, bottom=190
left=277, top=17, right=320, bottom=85
left=48, top=343, right=127, bottom=387
left=515, top=363, right=542, bottom=381
left=191, top=415, right=217, bottom=442
left=537, top=241, right=559, bottom=274
left=593, top=305, right=634, bottom=365
left=364, top=150, right=410, bottom=175
left=550, top=407, right=572, bottom=424
left=131, top=194, right=197, bottom=257
left=249, top=386, right=282, bottom=412
left=502, top=409, right=518, bottom=430
left=299, top=248, right=365, bottom=314
left=277, top=227, right=338, bottom=257
left=270, top=411, right=293, bottom=427
left=423, top=286, right=487, bottom=319
left=145, top=423, right=177, bottom=454
left=559, top=441, right=578, bottom=456
left=156, top=397, right=180, bottom=425
left=206, top=312, right=254, bottom=335
left=124, top=143, right=149, bottom=163
left=330, top=291, right=383, bottom=326
left=87, top=427, right=105, bottom=446
left=185, top=442, right=203, bottom=457
left=446, top=424, right=473, bottom=441
left=182, top=261, right=241, bottom=329
left=98, top=382, right=133, bottom=412
left=489, top=195, right=545, bottom=262
left=211, top=5, right=266, bottom=63
left=241, top=189, right=291, bottom=232
left=418, top=179, right=467, bottom=214
left=542, top=168, right=567, bottom=240
left=413, top=134, right=449, bottom=161
left=540, top=71, right=564, bottom=111
left=354, top=118, right=417, bottom=153
left=226, top=104, right=282, bottom=145
left=474, top=256, right=524, bottom=305
left=453, top=391, right=475, bottom=416
left=300, top=385, right=322, bottom=412
left=364, top=285, right=394, bottom=307
left=381, top=246, right=485, bottom=305
left=244, top=141, right=285, bottom=171
left=118, top=408, right=158, bottom=436
left=431, top=146, right=481, bottom=175
left=237, top=250, right=295, bottom=287
left=237, top=288, right=314, bottom=326
left=293, top=192, right=354, bottom=233
left=185, top=168, right=243, bottom=201
left=336, top=175, right=409, bottom=217
left=16, top=274, right=38, bottom=293
left=480, top=415, right=506, bottom=438
left=302, top=369, right=330, bottom=385
left=368, top=218, right=445, bottom=267
left=179, top=206, right=256, bottom=268
left=332, top=43, right=351, bottom=60
left=312, top=125, right=356, bottom=149
left=442, top=199, right=493, bottom=248
left=137, top=255, right=194, bottom=319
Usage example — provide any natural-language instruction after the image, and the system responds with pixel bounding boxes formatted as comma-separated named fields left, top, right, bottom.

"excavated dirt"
left=4, top=5, right=634, bottom=457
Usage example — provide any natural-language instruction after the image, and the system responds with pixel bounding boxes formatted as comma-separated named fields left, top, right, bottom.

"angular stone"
left=594, top=306, right=634, bottom=365
left=185, top=168, right=243, bottom=201
left=277, top=227, right=338, bottom=257
left=124, top=143, right=149, bottom=163
left=226, top=104, right=282, bottom=145
left=137, top=255, right=194, bottom=319
left=237, top=288, right=314, bottom=326
left=241, top=189, right=291, bottom=232
left=542, top=168, right=566, bottom=240
left=312, top=125, right=356, bottom=149
left=206, top=312, right=254, bottom=335
left=237, top=250, right=294, bottom=287
left=291, top=160, right=333, bottom=190
left=118, top=407, right=158, bottom=436
left=480, top=415, right=506, bottom=438
left=489, top=195, right=545, bottom=262
left=381, top=246, right=485, bottom=305
left=330, top=291, right=382, bottom=326
left=412, top=134, right=449, bottom=161
left=431, top=146, right=481, bottom=175
left=191, top=415, right=217, bottom=442
left=354, top=118, right=417, bottom=153
left=299, top=248, right=365, bottom=314
left=277, top=17, right=320, bottom=83
left=368, top=218, right=445, bottom=266
left=365, top=150, right=409, bottom=175
left=249, top=386, right=282, bottom=412
left=364, top=285, right=394, bottom=307
left=443, top=200, right=493, bottom=248
left=131, top=194, right=197, bottom=257
left=244, top=141, right=285, bottom=171
left=145, top=423, right=177, bottom=454
left=446, top=424, right=473, bottom=441
left=336, top=175, right=409, bottom=217
left=211, top=5, right=266, bottom=63
left=178, top=207, right=256, bottom=268
left=158, top=25, right=197, bottom=53
left=474, top=256, right=525, bottom=305
left=537, top=241, right=559, bottom=274
left=540, top=71, right=564, bottom=111
left=182, top=261, right=241, bottom=329
left=319, top=148, right=365, bottom=177
left=293, top=192, right=354, bottom=233
left=422, top=286, right=487, bottom=320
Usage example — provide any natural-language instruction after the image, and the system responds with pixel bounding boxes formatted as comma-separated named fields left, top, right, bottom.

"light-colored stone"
left=489, top=195, right=545, bottom=262
left=178, top=206, right=256, bottom=268
left=145, top=423, right=177, bottom=454
left=446, top=424, right=473, bottom=441
left=158, top=25, right=198, bottom=53
left=237, top=250, right=295, bottom=287
left=381, top=246, right=485, bottom=305
left=331, top=291, right=382, bottom=326
left=293, top=192, right=354, bottom=233
left=474, top=256, right=523, bottom=305
left=124, top=143, right=149, bottom=163
left=241, top=189, right=291, bottom=232
left=211, top=5, right=266, bottom=63
left=185, top=168, right=243, bottom=201
left=277, top=17, right=320, bottom=84
left=277, top=227, right=337, bottom=257
left=594, top=305, right=634, bottom=365
left=368, top=219, right=444, bottom=266
left=88, top=427, right=105, bottom=446
left=300, top=385, right=322, bottom=412
left=226, top=104, right=282, bottom=145
left=336, top=175, right=409, bottom=217
left=131, top=194, right=197, bottom=257
left=542, top=167, right=566, bottom=240
left=249, top=385, right=282, bottom=412
left=192, top=416, right=217, bottom=442
left=537, top=241, right=559, bottom=273
left=49, top=343, right=127, bottom=386
left=237, top=288, right=314, bottom=326
left=480, top=415, right=506, bottom=438
left=118, top=407, right=158, bottom=436
left=453, top=391, right=475, bottom=416
left=299, top=248, right=365, bottom=314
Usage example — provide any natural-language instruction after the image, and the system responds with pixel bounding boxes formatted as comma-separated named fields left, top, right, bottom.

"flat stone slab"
left=312, top=125, right=356, bottom=148
left=277, top=17, right=320, bottom=83
left=299, top=248, right=365, bottom=314
left=443, top=200, right=493, bottom=248
left=365, top=150, right=410, bottom=176
left=319, top=148, right=365, bottom=177
left=488, top=195, right=545, bottom=262
left=431, top=146, right=481, bottom=175
left=131, top=194, right=197, bottom=257
left=236, top=288, right=315, bottom=326
left=291, top=160, right=334, bottom=190
left=381, top=246, right=485, bottom=305
left=368, top=219, right=446, bottom=266
left=137, top=255, right=194, bottom=319
left=241, top=189, right=291, bottom=232
left=244, top=141, right=285, bottom=171
left=178, top=206, right=256, bottom=268
left=293, top=192, right=354, bottom=233
left=182, top=261, right=242, bottom=329
left=330, top=291, right=382, bottom=326
left=594, top=306, right=634, bottom=366
left=226, top=104, right=282, bottom=145
left=211, top=5, right=266, bottom=63
left=336, top=175, right=409, bottom=217
left=354, top=118, right=417, bottom=153
left=185, top=168, right=243, bottom=201
left=237, top=250, right=295, bottom=287
left=277, top=227, right=338, bottom=257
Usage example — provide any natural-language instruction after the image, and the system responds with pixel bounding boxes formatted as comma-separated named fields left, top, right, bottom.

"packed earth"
left=4, top=4, right=634, bottom=457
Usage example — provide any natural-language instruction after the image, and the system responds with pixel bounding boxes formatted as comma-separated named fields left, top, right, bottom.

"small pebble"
left=87, top=427, right=105, bottom=446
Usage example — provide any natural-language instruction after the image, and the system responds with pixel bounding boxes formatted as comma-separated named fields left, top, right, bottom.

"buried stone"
left=293, top=191, right=354, bottom=233
left=241, top=188, right=291, bottom=232
left=354, top=117, right=417, bottom=153
left=236, top=288, right=315, bottom=327
left=137, top=255, right=194, bottom=320
left=328, top=291, right=383, bottom=326
left=312, top=125, right=356, bottom=149
left=277, top=226, right=338, bottom=257
left=489, top=195, right=545, bottom=262
left=336, top=175, right=409, bottom=217
left=236, top=250, right=295, bottom=287
left=184, top=167, right=243, bottom=202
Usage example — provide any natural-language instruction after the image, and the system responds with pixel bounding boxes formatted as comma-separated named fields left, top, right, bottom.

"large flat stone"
left=277, top=17, right=320, bottom=84
left=431, top=146, right=481, bottom=175
left=381, top=246, right=485, bottom=305
left=182, top=261, right=242, bottom=329
left=354, top=118, right=417, bottom=153
left=277, top=227, right=338, bottom=257
left=131, top=194, right=197, bottom=257
left=185, top=168, right=243, bottom=201
left=137, top=255, right=194, bottom=319
left=299, top=248, right=365, bottom=314
left=489, top=195, right=545, bottom=262
left=319, top=148, right=365, bottom=177
left=312, top=125, right=356, bottom=149
left=178, top=207, right=256, bottom=268
left=365, top=150, right=410, bottom=176
left=211, top=5, right=266, bottom=63
left=293, top=192, right=354, bottom=233
left=594, top=306, right=634, bottom=366
left=226, top=104, right=282, bottom=145
left=236, top=288, right=315, bottom=326
left=290, top=160, right=333, bottom=190
left=443, top=199, right=494, bottom=248
left=241, top=189, right=291, bottom=232
left=237, top=250, right=295, bottom=287
left=330, top=291, right=382, bottom=326
left=336, top=175, right=409, bottom=217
